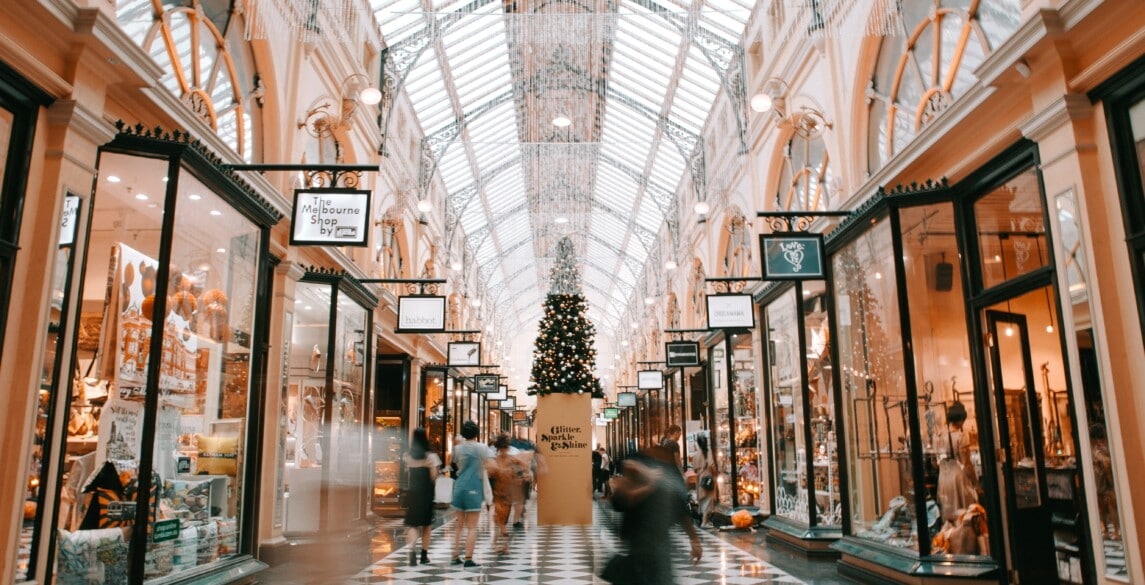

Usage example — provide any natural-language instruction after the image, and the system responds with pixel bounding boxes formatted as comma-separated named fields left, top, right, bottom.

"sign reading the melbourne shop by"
left=396, top=295, right=445, bottom=332
left=760, top=233, right=825, bottom=279
left=706, top=294, right=755, bottom=329
left=291, top=189, right=371, bottom=246
left=665, top=341, right=700, bottom=367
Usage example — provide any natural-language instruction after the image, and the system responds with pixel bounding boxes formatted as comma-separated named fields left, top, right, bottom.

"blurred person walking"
left=486, top=433, right=531, bottom=556
left=403, top=428, right=441, bottom=565
left=602, top=446, right=702, bottom=585
left=691, top=433, right=716, bottom=528
left=450, top=420, right=488, bottom=567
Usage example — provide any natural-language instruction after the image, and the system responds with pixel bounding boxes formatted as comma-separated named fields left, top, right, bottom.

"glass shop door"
left=984, top=309, right=1058, bottom=583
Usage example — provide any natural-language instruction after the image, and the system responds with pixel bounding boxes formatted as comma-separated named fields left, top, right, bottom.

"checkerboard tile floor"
left=346, top=502, right=805, bottom=585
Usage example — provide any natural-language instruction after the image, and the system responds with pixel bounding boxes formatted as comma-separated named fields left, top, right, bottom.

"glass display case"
left=761, top=280, right=841, bottom=551
left=283, top=274, right=374, bottom=535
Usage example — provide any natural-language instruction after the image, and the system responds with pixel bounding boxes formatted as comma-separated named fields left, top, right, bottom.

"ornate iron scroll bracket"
left=663, top=328, right=708, bottom=341
left=756, top=210, right=850, bottom=233
left=704, top=276, right=762, bottom=294
left=223, top=163, right=376, bottom=190
left=358, top=277, right=446, bottom=295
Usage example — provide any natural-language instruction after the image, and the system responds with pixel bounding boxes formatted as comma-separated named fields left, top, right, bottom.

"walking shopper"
left=486, top=433, right=530, bottom=556
left=403, top=428, right=441, bottom=565
left=451, top=420, right=488, bottom=567
left=596, top=445, right=612, bottom=497
left=603, top=446, right=702, bottom=585
left=691, top=432, right=716, bottom=527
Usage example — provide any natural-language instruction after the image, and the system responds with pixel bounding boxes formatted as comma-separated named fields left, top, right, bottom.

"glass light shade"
left=750, top=93, right=773, bottom=113
left=359, top=87, right=382, bottom=105
left=417, top=199, right=433, bottom=213
left=552, top=116, right=571, bottom=127
left=664, top=260, right=677, bottom=270
left=694, top=201, right=710, bottom=215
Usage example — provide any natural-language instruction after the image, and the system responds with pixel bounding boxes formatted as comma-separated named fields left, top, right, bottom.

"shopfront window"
left=284, top=278, right=372, bottom=534
left=899, top=202, right=988, bottom=556
left=767, top=289, right=804, bottom=522
left=730, top=333, right=760, bottom=507
left=50, top=146, right=272, bottom=583
left=833, top=219, right=916, bottom=551
left=976, top=168, right=1049, bottom=290
left=710, top=340, right=731, bottom=507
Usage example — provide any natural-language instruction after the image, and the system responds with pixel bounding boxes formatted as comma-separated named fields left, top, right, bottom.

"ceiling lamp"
left=694, top=201, right=710, bottom=215
left=552, top=115, right=572, bottom=127
left=416, top=199, right=433, bottom=213
left=644, top=296, right=655, bottom=305
left=664, top=259, right=677, bottom=270
left=451, top=261, right=463, bottom=271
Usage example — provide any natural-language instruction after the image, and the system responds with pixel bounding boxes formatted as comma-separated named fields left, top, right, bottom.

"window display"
left=833, top=219, right=918, bottom=551
left=283, top=276, right=373, bottom=534
left=763, top=280, right=840, bottom=540
left=52, top=136, right=278, bottom=584
left=709, top=333, right=762, bottom=509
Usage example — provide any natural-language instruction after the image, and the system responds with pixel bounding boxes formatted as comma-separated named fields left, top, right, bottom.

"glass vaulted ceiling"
left=372, top=0, right=751, bottom=337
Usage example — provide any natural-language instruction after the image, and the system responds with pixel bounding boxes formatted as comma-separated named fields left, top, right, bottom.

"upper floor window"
left=117, top=0, right=256, bottom=161
left=867, top=0, right=1019, bottom=173
left=775, top=131, right=834, bottom=212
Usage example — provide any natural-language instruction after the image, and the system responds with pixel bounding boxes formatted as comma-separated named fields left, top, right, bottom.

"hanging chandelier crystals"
left=245, top=0, right=368, bottom=44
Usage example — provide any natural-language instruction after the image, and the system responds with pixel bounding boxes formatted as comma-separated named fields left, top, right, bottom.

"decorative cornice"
left=1019, top=93, right=1093, bottom=142
left=46, top=100, right=117, bottom=146
left=113, top=121, right=284, bottom=224
left=881, top=177, right=950, bottom=198
left=975, top=8, right=1062, bottom=88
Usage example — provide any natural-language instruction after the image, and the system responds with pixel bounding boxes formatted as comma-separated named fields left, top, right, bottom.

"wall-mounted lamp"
left=791, top=107, right=832, bottom=139
left=694, top=201, right=710, bottom=215
left=416, top=199, right=433, bottom=213
left=750, top=78, right=789, bottom=117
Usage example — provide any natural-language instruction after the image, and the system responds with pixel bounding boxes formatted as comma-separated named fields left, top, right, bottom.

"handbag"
left=700, top=474, right=715, bottom=491
left=482, top=466, right=494, bottom=506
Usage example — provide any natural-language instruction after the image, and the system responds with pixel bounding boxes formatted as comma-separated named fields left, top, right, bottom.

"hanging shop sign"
left=706, top=294, right=755, bottom=329
left=490, top=384, right=508, bottom=400
left=396, top=295, right=446, bottom=332
left=290, top=188, right=371, bottom=246
left=617, top=391, right=637, bottom=407
left=637, top=370, right=664, bottom=389
left=513, top=410, right=528, bottom=422
left=760, top=233, right=826, bottom=279
left=604, top=407, right=619, bottom=419
left=59, top=194, right=81, bottom=246
left=474, top=374, right=499, bottom=393
left=665, top=341, right=700, bottom=367
left=499, top=397, right=516, bottom=410
left=447, top=341, right=481, bottom=366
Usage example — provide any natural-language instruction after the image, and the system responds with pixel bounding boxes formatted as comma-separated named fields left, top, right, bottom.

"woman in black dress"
left=404, top=428, right=441, bottom=565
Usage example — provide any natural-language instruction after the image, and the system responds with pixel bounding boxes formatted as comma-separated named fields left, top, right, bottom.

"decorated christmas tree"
left=528, top=237, right=604, bottom=397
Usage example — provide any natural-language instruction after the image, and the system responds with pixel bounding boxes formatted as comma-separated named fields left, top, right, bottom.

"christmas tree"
left=528, top=237, right=604, bottom=397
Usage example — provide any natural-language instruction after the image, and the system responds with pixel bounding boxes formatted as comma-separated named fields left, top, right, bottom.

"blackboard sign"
left=665, top=341, right=700, bottom=367
left=760, top=233, right=825, bottom=279
left=475, top=374, right=499, bottom=393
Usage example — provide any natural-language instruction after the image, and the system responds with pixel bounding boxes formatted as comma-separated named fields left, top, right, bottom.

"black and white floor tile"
left=348, top=502, right=805, bottom=585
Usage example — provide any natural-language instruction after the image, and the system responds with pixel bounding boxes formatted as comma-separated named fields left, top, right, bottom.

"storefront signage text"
left=760, top=234, right=825, bottom=279
left=396, top=295, right=446, bottom=332
left=540, top=425, right=588, bottom=453
left=665, top=341, right=700, bottom=367
left=290, top=189, right=370, bottom=246
left=706, top=294, right=755, bottom=329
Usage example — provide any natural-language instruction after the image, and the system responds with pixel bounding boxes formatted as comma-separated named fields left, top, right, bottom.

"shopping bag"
left=434, top=476, right=453, bottom=504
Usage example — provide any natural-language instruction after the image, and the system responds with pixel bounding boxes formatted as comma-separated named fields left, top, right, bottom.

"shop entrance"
left=982, top=285, right=1081, bottom=583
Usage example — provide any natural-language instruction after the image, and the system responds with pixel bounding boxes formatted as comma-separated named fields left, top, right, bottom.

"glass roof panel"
left=370, top=0, right=751, bottom=336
